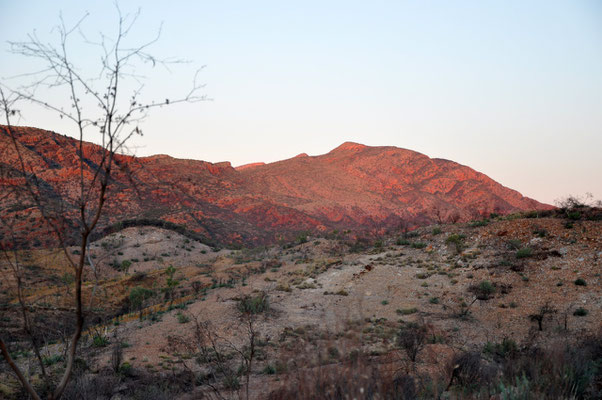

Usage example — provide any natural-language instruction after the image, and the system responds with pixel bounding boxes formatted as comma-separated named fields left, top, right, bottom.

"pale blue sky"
left=1, top=1, right=601, bottom=204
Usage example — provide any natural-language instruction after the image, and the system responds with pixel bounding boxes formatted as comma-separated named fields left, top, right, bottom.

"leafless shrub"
left=446, top=351, right=496, bottom=391
left=267, top=355, right=417, bottom=400
left=168, top=311, right=262, bottom=400
left=397, top=322, right=428, bottom=363
left=110, top=342, right=122, bottom=373
left=528, top=302, right=557, bottom=331
left=0, top=4, right=204, bottom=398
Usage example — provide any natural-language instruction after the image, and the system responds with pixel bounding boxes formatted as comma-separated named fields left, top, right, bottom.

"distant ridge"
left=0, top=125, right=552, bottom=246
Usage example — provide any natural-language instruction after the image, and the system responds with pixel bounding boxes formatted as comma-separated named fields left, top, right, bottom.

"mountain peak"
left=331, top=141, right=367, bottom=152
left=235, top=162, right=266, bottom=171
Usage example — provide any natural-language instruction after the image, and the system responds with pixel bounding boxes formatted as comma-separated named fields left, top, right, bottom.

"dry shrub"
left=267, top=355, right=417, bottom=400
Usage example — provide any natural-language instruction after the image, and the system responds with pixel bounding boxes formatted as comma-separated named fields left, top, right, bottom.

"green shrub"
left=129, top=286, right=154, bottom=313
left=177, top=313, right=190, bottom=324
left=573, top=308, right=588, bottom=316
left=469, top=219, right=489, bottom=227
left=533, top=228, right=548, bottom=238
left=446, top=234, right=466, bottom=253
left=483, top=337, right=517, bottom=359
left=92, top=334, right=109, bottom=347
left=470, top=281, right=495, bottom=300
left=121, top=259, right=132, bottom=273
left=42, top=354, right=64, bottom=366
left=515, top=247, right=533, bottom=259
left=237, top=292, right=269, bottom=314
left=429, top=297, right=439, bottom=304
left=296, top=233, right=308, bottom=244
left=432, top=227, right=442, bottom=235
left=396, top=308, right=418, bottom=315
left=118, top=361, right=133, bottom=376
left=574, top=278, right=587, bottom=286
left=262, top=364, right=277, bottom=375
left=411, top=242, right=427, bottom=249
left=163, top=265, right=180, bottom=301
left=396, top=238, right=410, bottom=246
left=568, top=211, right=581, bottom=220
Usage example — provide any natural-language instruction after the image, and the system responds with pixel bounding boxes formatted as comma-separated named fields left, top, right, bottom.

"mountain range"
left=0, top=126, right=551, bottom=246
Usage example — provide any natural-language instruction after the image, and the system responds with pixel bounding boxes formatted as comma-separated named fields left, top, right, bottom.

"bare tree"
left=0, top=6, right=204, bottom=399
left=529, top=302, right=557, bottom=332
left=167, top=294, right=267, bottom=400
left=397, top=322, right=428, bottom=363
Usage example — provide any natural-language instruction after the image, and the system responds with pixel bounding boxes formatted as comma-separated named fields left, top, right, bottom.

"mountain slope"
left=0, top=126, right=551, bottom=246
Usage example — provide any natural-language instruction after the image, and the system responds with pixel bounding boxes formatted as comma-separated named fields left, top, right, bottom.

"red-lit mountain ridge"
left=0, top=126, right=551, bottom=246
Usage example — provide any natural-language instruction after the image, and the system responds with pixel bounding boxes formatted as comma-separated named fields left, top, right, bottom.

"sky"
left=1, top=0, right=601, bottom=205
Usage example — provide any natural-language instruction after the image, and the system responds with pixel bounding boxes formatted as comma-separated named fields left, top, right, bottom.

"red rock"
left=0, top=125, right=552, bottom=247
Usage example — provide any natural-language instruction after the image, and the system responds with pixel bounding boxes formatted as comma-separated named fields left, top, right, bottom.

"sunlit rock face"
left=0, top=126, right=551, bottom=247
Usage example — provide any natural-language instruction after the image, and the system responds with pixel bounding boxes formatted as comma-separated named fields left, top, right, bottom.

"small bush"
left=506, top=239, right=522, bottom=250
left=411, top=242, right=427, bottom=249
left=470, top=281, right=496, bottom=300
left=568, top=211, right=581, bottom=220
left=262, top=364, right=277, bottom=375
left=432, top=227, right=442, bottom=235
left=42, top=354, right=64, bottom=366
left=449, top=352, right=494, bottom=389
left=396, top=238, right=410, bottom=246
left=574, top=278, right=587, bottom=286
left=129, top=286, right=154, bottom=313
left=515, top=247, right=533, bottom=259
left=483, top=338, right=517, bottom=359
left=92, top=334, right=109, bottom=347
left=118, top=361, right=133, bottom=376
left=533, top=228, right=548, bottom=238
left=446, top=234, right=466, bottom=253
left=296, top=233, right=308, bottom=244
left=237, top=292, right=269, bottom=314
left=177, top=313, right=190, bottom=324
left=397, top=322, right=427, bottom=362
left=469, top=219, right=489, bottom=227
left=396, top=308, right=418, bottom=315
left=573, top=307, right=588, bottom=317
left=121, top=259, right=132, bottom=273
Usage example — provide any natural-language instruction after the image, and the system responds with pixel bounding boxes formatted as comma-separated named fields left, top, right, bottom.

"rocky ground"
left=1, top=211, right=601, bottom=399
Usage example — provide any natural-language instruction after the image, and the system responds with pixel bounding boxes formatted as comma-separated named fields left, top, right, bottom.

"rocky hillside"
left=0, top=210, right=600, bottom=399
left=0, top=126, right=551, bottom=247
